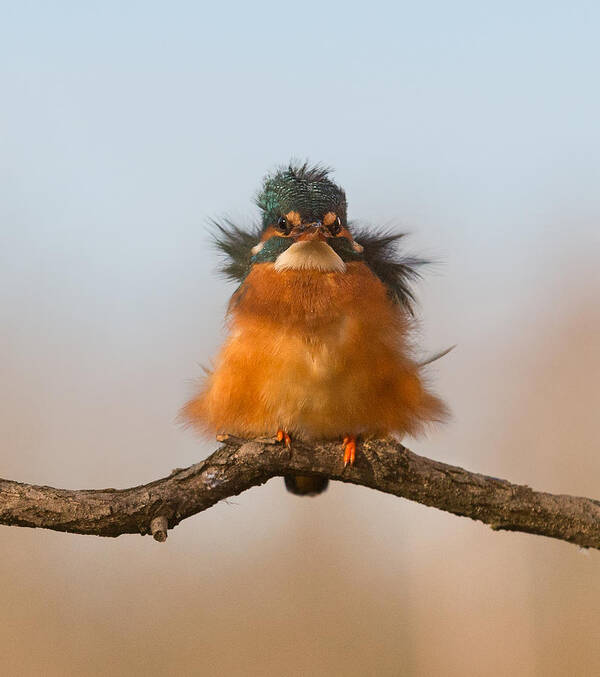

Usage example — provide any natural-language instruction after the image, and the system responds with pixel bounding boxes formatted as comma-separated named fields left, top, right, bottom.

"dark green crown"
left=256, top=162, right=347, bottom=229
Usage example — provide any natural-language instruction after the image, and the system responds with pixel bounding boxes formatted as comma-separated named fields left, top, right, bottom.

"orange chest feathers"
left=182, top=261, right=445, bottom=440
left=183, top=262, right=442, bottom=439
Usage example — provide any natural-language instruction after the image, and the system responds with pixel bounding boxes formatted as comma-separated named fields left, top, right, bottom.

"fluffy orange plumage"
left=182, top=261, right=445, bottom=441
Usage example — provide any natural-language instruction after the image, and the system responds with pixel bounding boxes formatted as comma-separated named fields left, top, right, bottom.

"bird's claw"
left=343, top=435, right=356, bottom=467
left=276, top=429, right=292, bottom=448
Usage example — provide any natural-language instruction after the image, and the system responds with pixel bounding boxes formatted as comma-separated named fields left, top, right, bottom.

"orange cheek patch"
left=285, top=211, right=302, bottom=227
left=323, top=211, right=337, bottom=226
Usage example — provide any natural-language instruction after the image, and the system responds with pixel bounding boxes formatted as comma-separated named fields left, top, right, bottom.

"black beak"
left=290, top=221, right=328, bottom=240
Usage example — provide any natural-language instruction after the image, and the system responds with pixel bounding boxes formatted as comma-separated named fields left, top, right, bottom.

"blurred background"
left=1, top=1, right=599, bottom=675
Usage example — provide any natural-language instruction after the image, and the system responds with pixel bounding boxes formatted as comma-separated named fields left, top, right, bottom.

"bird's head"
left=250, top=163, right=363, bottom=273
left=213, top=161, right=426, bottom=314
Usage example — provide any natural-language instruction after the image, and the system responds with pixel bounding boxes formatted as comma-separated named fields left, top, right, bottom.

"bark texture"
left=1, top=436, right=599, bottom=548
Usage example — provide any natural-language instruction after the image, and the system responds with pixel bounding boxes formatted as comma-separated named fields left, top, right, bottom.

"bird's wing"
left=211, top=219, right=262, bottom=283
left=351, top=227, right=428, bottom=316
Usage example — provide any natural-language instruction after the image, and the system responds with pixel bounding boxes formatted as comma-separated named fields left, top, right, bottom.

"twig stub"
left=150, top=516, right=169, bottom=542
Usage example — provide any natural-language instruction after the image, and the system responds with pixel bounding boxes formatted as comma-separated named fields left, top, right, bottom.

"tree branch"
left=1, top=437, right=599, bottom=548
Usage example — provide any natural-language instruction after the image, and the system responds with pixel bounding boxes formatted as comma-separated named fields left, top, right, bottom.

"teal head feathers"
left=257, top=162, right=347, bottom=229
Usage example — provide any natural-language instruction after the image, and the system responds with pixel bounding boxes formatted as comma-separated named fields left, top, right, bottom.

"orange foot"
left=276, top=429, right=292, bottom=448
left=343, top=435, right=357, bottom=467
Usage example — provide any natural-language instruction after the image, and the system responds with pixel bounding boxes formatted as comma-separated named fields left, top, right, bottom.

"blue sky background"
left=1, top=3, right=599, bottom=675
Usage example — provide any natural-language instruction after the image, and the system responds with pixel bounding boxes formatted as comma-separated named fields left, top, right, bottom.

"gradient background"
left=1, top=2, right=599, bottom=675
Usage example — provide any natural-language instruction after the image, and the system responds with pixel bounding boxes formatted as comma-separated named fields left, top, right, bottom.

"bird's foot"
left=276, top=429, right=292, bottom=448
left=343, top=435, right=357, bottom=467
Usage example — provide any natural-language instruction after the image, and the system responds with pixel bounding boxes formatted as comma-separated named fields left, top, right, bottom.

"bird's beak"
left=290, top=221, right=328, bottom=242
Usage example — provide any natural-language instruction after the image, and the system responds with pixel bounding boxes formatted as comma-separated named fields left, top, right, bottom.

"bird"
left=181, top=162, right=447, bottom=495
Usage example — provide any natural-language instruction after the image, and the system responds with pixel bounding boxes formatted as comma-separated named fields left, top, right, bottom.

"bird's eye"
left=277, top=216, right=291, bottom=234
left=329, top=216, right=342, bottom=236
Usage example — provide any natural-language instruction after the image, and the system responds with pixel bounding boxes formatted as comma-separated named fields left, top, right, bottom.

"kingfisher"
left=181, top=162, right=447, bottom=495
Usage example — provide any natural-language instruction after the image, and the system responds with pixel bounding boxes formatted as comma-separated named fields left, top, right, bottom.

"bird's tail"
left=284, top=475, right=329, bottom=496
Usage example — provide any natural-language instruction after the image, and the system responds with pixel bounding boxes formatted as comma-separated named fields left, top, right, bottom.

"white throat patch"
left=273, top=240, right=347, bottom=273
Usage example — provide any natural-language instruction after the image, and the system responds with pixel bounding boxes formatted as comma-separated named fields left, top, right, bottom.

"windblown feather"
left=211, top=218, right=261, bottom=283
left=351, top=226, right=428, bottom=315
